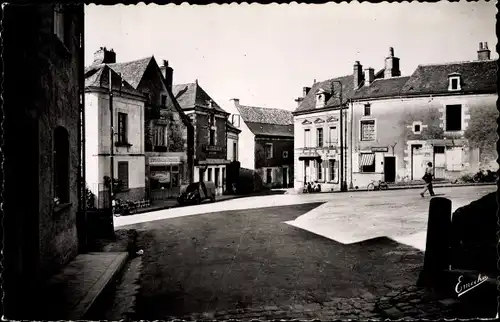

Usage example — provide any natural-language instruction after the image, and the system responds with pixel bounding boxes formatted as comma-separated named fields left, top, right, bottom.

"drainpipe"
left=349, top=99, right=354, bottom=190
left=109, top=68, right=115, bottom=209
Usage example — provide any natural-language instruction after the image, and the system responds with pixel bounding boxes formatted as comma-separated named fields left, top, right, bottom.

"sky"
left=85, top=1, right=497, bottom=112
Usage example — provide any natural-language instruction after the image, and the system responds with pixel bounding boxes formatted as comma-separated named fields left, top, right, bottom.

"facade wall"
left=3, top=6, right=84, bottom=315
left=255, top=136, right=294, bottom=188
left=227, top=132, right=239, bottom=162
left=351, top=93, right=497, bottom=188
left=293, top=108, right=349, bottom=192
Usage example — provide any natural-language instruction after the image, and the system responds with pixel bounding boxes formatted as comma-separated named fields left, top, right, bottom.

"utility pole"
left=332, top=80, right=346, bottom=192
left=109, top=68, right=115, bottom=208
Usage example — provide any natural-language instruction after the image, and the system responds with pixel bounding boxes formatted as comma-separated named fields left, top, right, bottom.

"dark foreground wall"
left=2, top=4, right=84, bottom=319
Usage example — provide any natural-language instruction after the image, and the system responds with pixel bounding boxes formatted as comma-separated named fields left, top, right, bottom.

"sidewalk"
left=37, top=252, right=129, bottom=320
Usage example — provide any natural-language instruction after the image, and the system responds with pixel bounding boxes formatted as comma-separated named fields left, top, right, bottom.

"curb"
left=286, top=182, right=496, bottom=195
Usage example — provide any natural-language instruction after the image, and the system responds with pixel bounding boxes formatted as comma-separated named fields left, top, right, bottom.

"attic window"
left=448, top=74, right=461, bottom=91
left=316, top=91, right=327, bottom=108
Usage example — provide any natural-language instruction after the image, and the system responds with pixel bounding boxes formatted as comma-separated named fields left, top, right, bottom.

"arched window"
left=54, top=126, right=70, bottom=203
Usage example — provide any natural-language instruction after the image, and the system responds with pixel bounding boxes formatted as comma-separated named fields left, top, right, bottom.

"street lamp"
left=331, top=80, right=347, bottom=192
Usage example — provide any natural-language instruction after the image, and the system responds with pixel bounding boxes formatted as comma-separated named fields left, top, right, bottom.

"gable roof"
left=105, top=56, right=153, bottom=89
left=172, top=82, right=228, bottom=114
left=399, top=60, right=497, bottom=96
left=84, top=65, right=144, bottom=97
left=245, top=122, right=294, bottom=137
left=294, top=75, right=355, bottom=114
left=236, top=104, right=293, bottom=126
left=352, top=76, right=411, bottom=100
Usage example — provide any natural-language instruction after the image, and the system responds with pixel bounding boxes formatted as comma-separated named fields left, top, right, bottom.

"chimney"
left=364, top=68, right=375, bottom=86
left=295, top=97, right=304, bottom=107
left=353, top=61, right=363, bottom=89
left=160, top=60, right=174, bottom=90
left=93, top=47, right=116, bottom=65
left=230, top=98, right=240, bottom=106
left=303, top=87, right=311, bottom=97
left=384, top=47, right=401, bottom=78
left=477, top=42, right=491, bottom=61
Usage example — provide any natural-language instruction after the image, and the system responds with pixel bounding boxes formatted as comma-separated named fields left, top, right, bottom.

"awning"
left=299, top=156, right=322, bottom=161
left=360, top=153, right=375, bottom=166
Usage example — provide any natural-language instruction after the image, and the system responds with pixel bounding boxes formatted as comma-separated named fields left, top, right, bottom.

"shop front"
left=147, top=155, right=187, bottom=200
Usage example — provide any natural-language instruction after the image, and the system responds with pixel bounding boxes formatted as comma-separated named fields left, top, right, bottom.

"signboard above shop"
left=149, top=156, right=181, bottom=165
left=371, top=147, right=389, bottom=152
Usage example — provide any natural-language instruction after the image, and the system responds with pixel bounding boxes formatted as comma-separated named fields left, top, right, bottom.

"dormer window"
left=448, top=73, right=462, bottom=91
left=316, top=89, right=328, bottom=108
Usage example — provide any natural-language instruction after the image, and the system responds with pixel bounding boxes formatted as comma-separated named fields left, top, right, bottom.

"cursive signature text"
left=455, top=273, right=488, bottom=297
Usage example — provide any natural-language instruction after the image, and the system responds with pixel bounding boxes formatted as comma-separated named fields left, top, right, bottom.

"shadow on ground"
left=128, top=201, right=429, bottom=319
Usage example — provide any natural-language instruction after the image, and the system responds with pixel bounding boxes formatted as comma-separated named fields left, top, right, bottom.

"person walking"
left=420, top=162, right=435, bottom=197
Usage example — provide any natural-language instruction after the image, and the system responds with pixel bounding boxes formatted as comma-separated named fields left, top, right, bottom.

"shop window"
left=317, top=160, right=323, bottom=181
left=266, top=168, right=272, bottom=184
left=233, top=142, right=237, bottom=161
left=54, top=126, right=70, bottom=203
left=117, top=161, right=129, bottom=190
left=215, top=168, right=220, bottom=188
left=207, top=168, right=213, bottom=182
left=171, top=165, right=179, bottom=187
left=329, top=160, right=336, bottom=181
left=359, top=153, right=376, bottom=173
left=317, top=128, right=323, bottom=147
left=446, top=104, right=462, bottom=131
left=360, top=120, right=375, bottom=141
left=222, top=168, right=226, bottom=187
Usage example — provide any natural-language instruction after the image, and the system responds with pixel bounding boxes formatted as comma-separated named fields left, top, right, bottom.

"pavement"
left=116, top=185, right=497, bottom=320
left=36, top=252, right=129, bottom=320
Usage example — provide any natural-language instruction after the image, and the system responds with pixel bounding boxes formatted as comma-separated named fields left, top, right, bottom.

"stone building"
left=227, top=99, right=295, bottom=188
left=3, top=4, right=85, bottom=319
left=173, top=80, right=232, bottom=196
left=350, top=43, right=497, bottom=188
left=87, top=49, right=194, bottom=201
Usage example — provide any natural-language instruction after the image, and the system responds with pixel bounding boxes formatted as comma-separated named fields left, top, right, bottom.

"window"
left=171, top=165, right=179, bottom=187
left=222, top=168, right=226, bottom=187
left=329, top=126, right=338, bottom=146
left=117, top=161, right=129, bottom=190
left=54, top=127, right=70, bottom=203
left=329, top=160, right=337, bottom=181
left=209, top=129, right=215, bottom=145
left=266, top=169, right=272, bottom=184
left=210, top=114, right=215, bottom=127
left=317, top=128, right=323, bottom=147
left=364, top=104, right=371, bottom=116
left=412, top=121, right=423, bottom=134
left=117, top=112, right=128, bottom=144
left=53, top=5, right=66, bottom=45
left=154, top=126, right=166, bottom=146
left=265, top=143, right=273, bottom=159
left=207, top=168, right=212, bottom=182
left=446, top=105, right=462, bottom=131
left=317, top=161, right=323, bottom=181
left=434, top=146, right=445, bottom=154
left=283, top=151, right=289, bottom=159
left=360, top=120, right=375, bottom=141
left=215, top=168, right=220, bottom=188
left=304, top=129, right=311, bottom=147
left=233, top=142, right=237, bottom=161
left=161, top=95, right=167, bottom=106
left=359, top=153, right=376, bottom=173
left=448, top=75, right=461, bottom=91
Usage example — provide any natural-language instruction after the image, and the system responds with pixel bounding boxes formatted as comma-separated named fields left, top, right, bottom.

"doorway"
left=384, top=156, right=396, bottom=183
left=282, top=167, right=288, bottom=188
left=411, top=144, right=424, bottom=180
left=433, top=146, right=446, bottom=179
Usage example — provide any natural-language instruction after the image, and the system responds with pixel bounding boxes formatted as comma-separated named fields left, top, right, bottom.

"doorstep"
left=37, top=252, right=129, bottom=320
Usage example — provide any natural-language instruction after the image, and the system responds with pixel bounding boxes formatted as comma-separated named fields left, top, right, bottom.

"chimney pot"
left=160, top=59, right=174, bottom=90
left=477, top=41, right=491, bottom=61
left=484, top=42, right=488, bottom=49
left=353, top=61, right=363, bottom=89
left=384, top=47, right=401, bottom=78
left=93, top=47, right=116, bottom=65
left=479, top=42, right=483, bottom=50
left=388, top=47, right=394, bottom=57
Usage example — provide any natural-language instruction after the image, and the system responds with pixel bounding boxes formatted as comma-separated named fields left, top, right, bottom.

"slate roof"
left=294, top=75, right=355, bottom=114
left=352, top=76, right=411, bottom=100
left=106, top=57, right=153, bottom=89
left=84, top=65, right=143, bottom=97
left=172, top=82, right=228, bottom=114
left=400, top=60, right=497, bottom=95
left=245, top=122, right=294, bottom=137
left=236, top=105, right=294, bottom=125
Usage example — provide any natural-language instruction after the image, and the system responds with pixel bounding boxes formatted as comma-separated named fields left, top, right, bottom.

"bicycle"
left=367, top=180, right=389, bottom=191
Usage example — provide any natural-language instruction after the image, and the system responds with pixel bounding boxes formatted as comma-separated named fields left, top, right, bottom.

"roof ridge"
left=240, top=104, right=292, bottom=112
left=417, top=59, right=496, bottom=67
left=108, top=55, right=153, bottom=66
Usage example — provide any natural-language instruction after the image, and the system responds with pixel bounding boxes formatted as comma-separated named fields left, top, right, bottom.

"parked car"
left=177, top=181, right=216, bottom=205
